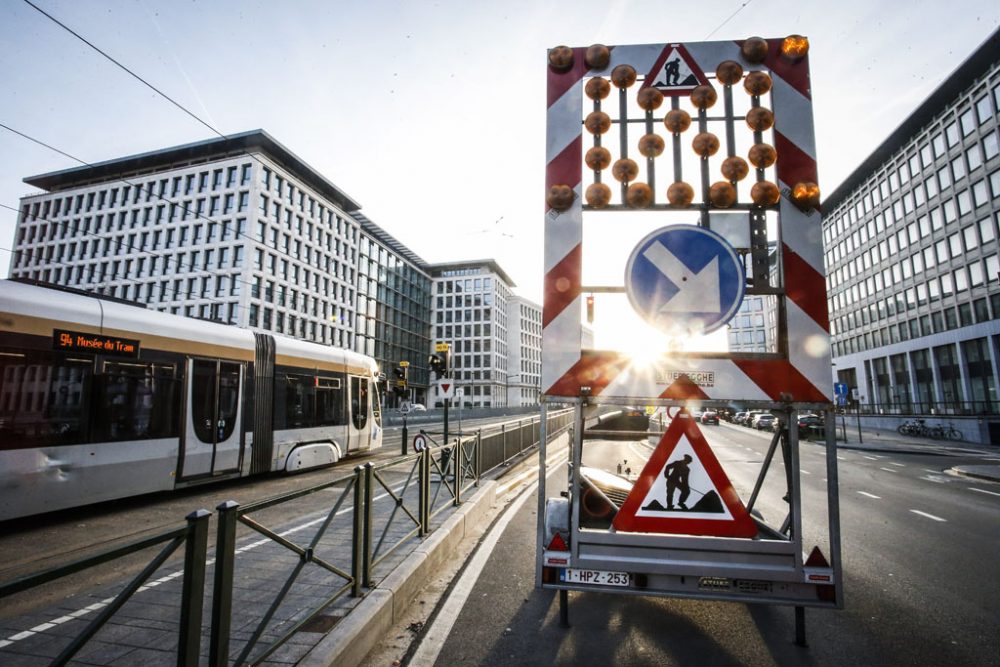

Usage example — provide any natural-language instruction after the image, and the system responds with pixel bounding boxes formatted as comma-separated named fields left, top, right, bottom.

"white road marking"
left=857, top=491, right=881, bottom=499
left=922, top=469, right=941, bottom=474
left=863, top=455, right=880, bottom=461
left=910, top=509, right=947, bottom=522
left=969, top=487, right=1000, bottom=498
left=889, top=462, right=906, bottom=467
left=0, top=479, right=410, bottom=648
left=837, top=456, right=846, bottom=461
left=800, top=469, right=811, bottom=475
left=880, top=467, right=898, bottom=473
left=409, top=460, right=560, bottom=666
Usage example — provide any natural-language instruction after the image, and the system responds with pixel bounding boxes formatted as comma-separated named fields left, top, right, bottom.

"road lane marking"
left=837, top=456, right=846, bottom=461
left=0, top=479, right=412, bottom=649
left=857, top=491, right=881, bottom=499
left=969, top=487, right=1000, bottom=498
left=910, top=510, right=947, bottom=522
left=800, top=469, right=811, bottom=475
left=922, top=469, right=941, bottom=474
left=410, top=458, right=560, bottom=666
left=863, top=455, right=880, bottom=461
left=880, top=467, right=898, bottom=473
left=889, top=462, right=906, bottom=467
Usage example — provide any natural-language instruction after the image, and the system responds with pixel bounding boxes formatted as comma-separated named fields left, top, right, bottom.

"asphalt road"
left=419, top=422, right=1000, bottom=666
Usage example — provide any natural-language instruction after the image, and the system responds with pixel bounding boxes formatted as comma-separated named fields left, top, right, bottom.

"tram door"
left=180, top=359, right=243, bottom=479
left=347, top=375, right=370, bottom=453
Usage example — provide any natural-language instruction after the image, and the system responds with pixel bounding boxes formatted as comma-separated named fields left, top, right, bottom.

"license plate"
left=560, top=568, right=631, bottom=587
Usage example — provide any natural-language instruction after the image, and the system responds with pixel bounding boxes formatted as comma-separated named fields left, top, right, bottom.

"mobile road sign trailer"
left=537, top=36, right=841, bottom=645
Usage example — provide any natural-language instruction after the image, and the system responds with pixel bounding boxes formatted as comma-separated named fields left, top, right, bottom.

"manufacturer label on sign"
left=655, top=370, right=716, bottom=387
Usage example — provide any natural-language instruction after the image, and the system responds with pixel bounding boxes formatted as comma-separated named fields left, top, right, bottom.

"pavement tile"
left=108, top=647, right=176, bottom=667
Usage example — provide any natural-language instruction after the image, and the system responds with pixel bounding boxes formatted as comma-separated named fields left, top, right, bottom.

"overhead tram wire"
left=21, top=0, right=223, bottom=142
left=14, top=0, right=360, bottom=298
left=0, top=122, right=341, bottom=316
left=702, top=0, right=756, bottom=40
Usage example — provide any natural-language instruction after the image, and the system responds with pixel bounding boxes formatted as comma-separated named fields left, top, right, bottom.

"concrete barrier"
left=299, top=481, right=497, bottom=666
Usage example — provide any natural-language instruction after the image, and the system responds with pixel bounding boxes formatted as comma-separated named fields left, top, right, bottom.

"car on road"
left=700, top=410, right=719, bottom=425
left=797, top=414, right=822, bottom=429
left=411, top=403, right=427, bottom=412
left=753, top=414, right=776, bottom=430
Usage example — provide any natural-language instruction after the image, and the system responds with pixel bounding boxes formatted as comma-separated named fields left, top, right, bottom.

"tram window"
left=282, top=373, right=316, bottom=429
left=351, top=376, right=369, bottom=430
left=275, top=372, right=345, bottom=429
left=0, top=350, right=92, bottom=447
left=97, top=362, right=179, bottom=442
left=315, top=376, right=345, bottom=427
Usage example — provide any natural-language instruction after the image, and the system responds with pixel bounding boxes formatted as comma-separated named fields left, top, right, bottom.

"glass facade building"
left=823, top=30, right=1000, bottom=414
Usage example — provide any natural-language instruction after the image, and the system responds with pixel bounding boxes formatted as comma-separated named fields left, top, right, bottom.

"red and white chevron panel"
left=543, top=39, right=832, bottom=404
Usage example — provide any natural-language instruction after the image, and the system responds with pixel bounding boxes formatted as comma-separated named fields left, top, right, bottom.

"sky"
left=1, top=0, right=998, bottom=323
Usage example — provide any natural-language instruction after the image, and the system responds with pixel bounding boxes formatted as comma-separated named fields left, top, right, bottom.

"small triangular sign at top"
left=441, top=383, right=451, bottom=393
left=612, top=409, right=757, bottom=537
left=641, top=43, right=709, bottom=96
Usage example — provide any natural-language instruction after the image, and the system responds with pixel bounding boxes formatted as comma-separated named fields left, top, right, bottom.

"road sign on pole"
left=625, top=225, right=746, bottom=336
left=434, top=380, right=455, bottom=400
left=834, top=383, right=848, bottom=398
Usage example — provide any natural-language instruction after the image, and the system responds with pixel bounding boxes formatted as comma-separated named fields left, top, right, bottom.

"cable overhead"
left=22, top=0, right=224, bottom=141
left=703, top=0, right=756, bottom=40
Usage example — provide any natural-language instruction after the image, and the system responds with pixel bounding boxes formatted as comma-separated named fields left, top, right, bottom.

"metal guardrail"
left=0, top=408, right=574, bottom=666
left=843, top=400, right=1000, bottom=416
left=0, top=510, right=210, bottom=666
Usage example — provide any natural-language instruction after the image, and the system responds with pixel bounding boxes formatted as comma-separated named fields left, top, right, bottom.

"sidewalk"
left=811, top=422, right=1000, bottom=483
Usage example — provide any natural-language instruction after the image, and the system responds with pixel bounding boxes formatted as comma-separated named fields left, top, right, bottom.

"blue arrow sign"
left=625, top=225, right=745, bottom=335
left=834, top=382, right=848, bottom=397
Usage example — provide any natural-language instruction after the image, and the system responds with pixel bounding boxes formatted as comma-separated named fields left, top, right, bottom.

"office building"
left=823, top=29, right=1000, bottom=413
left=507, top=295, right=542, bottom=406
left=427, top=260, right=518, bottom=408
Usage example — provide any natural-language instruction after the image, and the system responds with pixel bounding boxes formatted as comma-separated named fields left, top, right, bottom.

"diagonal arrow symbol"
left=642, top=241, right=721, bottom=314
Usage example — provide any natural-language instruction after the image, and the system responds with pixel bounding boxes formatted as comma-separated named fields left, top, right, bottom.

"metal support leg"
left=179, top=509, right=211, bottom=667
left=795, top=605, right=807, bottom=647
left=559, top=589, right=570, bottom=628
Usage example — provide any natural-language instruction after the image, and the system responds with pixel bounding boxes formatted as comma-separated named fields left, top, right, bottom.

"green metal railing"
left=0, top=408, right=574, bottom=666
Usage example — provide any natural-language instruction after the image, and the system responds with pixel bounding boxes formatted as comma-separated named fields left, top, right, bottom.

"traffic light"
left=586, top=294, right=595, bottom=323
left=392, top=362, right=408, bottom=397
left=429, top=352, right=449, bottom=378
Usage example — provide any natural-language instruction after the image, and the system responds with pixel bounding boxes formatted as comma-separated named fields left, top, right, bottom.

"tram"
left=0, top=280, right=383, bottom=521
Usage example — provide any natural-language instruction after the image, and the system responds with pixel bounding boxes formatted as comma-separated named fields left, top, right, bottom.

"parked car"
left=733, top=411, right=749, bottom=425
left=797, top=414, right=823, bottom=429
left=753, top=414, right=776, bottom=430
left=745, top=410, right=767, bottom=427
left=411, top=403, right=427, bottom=412
left=700, top=410, right=719, bottom=425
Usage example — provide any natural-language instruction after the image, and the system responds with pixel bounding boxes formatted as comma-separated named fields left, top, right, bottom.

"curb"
left=948, top=466, right=1000, bottom=483
left=298, top=481, right=497, bottom=667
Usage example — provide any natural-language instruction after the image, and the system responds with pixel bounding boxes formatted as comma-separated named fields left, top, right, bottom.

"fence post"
left=363, top=463, right=375, bottom=587
left=475, top=430, right=482, bottom=485
left=178, top=509, right=210, bottom=667
left=419, top=447, right=429, bottom=536
left=352, top=465, right=365, bottom=597
left=501, top=424, right=507, bottom=463
left=210, top=501, right=239, bottom=666
left=454, top=438, right=463, bottom=506
left=520, top=419, right=525, bottom=451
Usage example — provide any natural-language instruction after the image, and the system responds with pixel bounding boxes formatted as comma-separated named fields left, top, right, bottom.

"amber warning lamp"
left=586, top=294, right=595, bottom=323
left=780, top=34, right=809, bottom=60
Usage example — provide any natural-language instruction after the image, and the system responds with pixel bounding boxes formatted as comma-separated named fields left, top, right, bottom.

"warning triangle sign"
left=612, top=410, right=757, bottom=537
left=642, top=43, right=709, bottom=97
